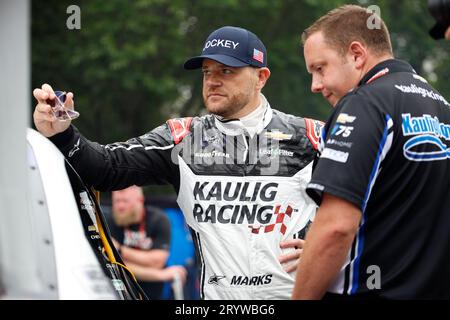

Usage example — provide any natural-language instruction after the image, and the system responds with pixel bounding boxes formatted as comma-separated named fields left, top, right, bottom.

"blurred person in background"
left=108, top=185, right=186, bottom=299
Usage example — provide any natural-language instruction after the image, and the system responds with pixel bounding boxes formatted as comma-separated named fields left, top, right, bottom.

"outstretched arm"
left=32, top=84, right=181, bottom=191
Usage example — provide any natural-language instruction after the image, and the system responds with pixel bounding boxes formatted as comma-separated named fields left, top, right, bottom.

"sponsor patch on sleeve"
left=166, top=117, right=193, bottom=145
left=336, top=113, right=356, bottom=124
left=305, top=118, right=324, bottom=150
left=321, top=147, right=349, bottom=163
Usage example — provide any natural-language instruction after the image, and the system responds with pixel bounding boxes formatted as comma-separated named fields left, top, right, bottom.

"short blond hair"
left=302, top=4, right=393, bottom=56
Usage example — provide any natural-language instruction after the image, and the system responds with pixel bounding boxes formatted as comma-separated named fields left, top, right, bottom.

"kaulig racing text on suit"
left=49, top=95, right=322, bottom=299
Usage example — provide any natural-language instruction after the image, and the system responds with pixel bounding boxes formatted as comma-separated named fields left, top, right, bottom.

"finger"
left=35, top=112, right=56, bottom=123
left=278, top=249, right=301, bottom=264
left=42, top=111, right=57, bottom=122
left=280, top=238, right=305, bottom=249
left=177, top=270, right=187, bottom=279
left=34, top=104, right=56, bottom=122
left=35, top=101, right=53, bottom=113
left=178, top=269, right=188, bottom=283
left=283, top=261, right=299, bottom=273
left=65, top=92, right=75, bottom=110
left=175, top=266, right=187, bottom=276
left=171, top=268, right=187, bottom=283
left=42, top=83, right=55, bottom=99
left=178, top=266, right=188, bottom=274
left=33, top=88, right=49, bottom=103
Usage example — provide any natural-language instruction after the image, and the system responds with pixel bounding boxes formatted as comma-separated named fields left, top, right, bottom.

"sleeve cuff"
left=306, top=183, right=324, bottom=206
left=48, top=125, right=75, bottom=148
left=307, top=182, right=363, bottom=211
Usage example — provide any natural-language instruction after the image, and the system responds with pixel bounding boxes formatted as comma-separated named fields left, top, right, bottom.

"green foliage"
left=32, top=0, right=450, bottom=140
left=31, top=0, right=449, bottom=196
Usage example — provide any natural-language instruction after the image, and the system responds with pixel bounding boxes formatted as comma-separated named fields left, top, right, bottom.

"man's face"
left=304, top=32, right=361, bottom=107
left=202, top=59, right=259, bottom=118
left=445, top=26, right=450, bottom=40
left=112, top=189, right=142, bottom=227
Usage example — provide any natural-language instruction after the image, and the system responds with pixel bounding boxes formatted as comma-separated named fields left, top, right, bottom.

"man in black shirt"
left=109, top=186, right=186, bottom=299
left=292, top=5, right=450, bottom=299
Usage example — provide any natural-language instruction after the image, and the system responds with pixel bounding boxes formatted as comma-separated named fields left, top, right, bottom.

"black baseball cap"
left=184, top=26, right=267, bottom=70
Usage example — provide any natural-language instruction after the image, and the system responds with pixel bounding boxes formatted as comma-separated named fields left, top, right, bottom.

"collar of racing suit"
left=213, top=94, right=273, bottom=138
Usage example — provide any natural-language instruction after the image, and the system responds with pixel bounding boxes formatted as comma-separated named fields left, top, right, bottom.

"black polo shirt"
left=107, top=206, right=171, bottom=299
left=307, top=59, right=450, bottom=299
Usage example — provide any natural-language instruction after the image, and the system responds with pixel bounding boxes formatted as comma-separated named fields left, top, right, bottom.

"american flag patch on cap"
left=253, top=48, right=264, bottom=63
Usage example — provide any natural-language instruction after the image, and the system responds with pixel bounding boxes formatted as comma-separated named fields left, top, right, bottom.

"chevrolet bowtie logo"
left=208, top=274, right=226, bottom=285
left=264, top=131, right=293, bottom=141
left=336, top=113, right=356, bottom=124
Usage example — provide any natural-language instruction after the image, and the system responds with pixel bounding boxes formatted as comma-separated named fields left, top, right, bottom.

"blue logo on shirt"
left=402, top=113, right=450, bottom=161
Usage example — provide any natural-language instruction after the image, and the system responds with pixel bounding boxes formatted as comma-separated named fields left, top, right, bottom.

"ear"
left=256, top=67, right=271, bottom=90
left=348, top=41, right=367, bottom=69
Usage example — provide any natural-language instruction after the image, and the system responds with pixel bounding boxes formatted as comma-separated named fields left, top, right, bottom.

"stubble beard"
left=112, top=209, right=139, bottom=227
left=204, top=91, right=253, bottom=119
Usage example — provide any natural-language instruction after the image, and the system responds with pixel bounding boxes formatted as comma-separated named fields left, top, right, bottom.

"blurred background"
left=31, top=0, right=450, bottom=201
left=28, top=0, right=449, bottom=299
left=32, top=0, right=450, bottom=148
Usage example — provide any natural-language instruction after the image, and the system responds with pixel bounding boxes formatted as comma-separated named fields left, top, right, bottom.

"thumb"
left=65, top=92, right=75, bottom=110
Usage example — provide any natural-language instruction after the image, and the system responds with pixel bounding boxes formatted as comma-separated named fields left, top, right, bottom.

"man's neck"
left=360, top=53, right=394, bottom=80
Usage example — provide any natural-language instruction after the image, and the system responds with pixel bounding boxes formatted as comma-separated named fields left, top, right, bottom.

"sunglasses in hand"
left=47, top=90, right=80, bottom=121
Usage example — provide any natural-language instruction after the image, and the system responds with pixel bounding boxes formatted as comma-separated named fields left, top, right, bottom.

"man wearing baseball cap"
left=184, top=26, right=267, bottom=69
left=33, top=26, right=322, bottom=299
left=183, top=26, right=271, bottom=122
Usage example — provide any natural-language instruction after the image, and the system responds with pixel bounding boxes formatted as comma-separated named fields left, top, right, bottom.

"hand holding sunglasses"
left=47, top=90, right=80, bottom=121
